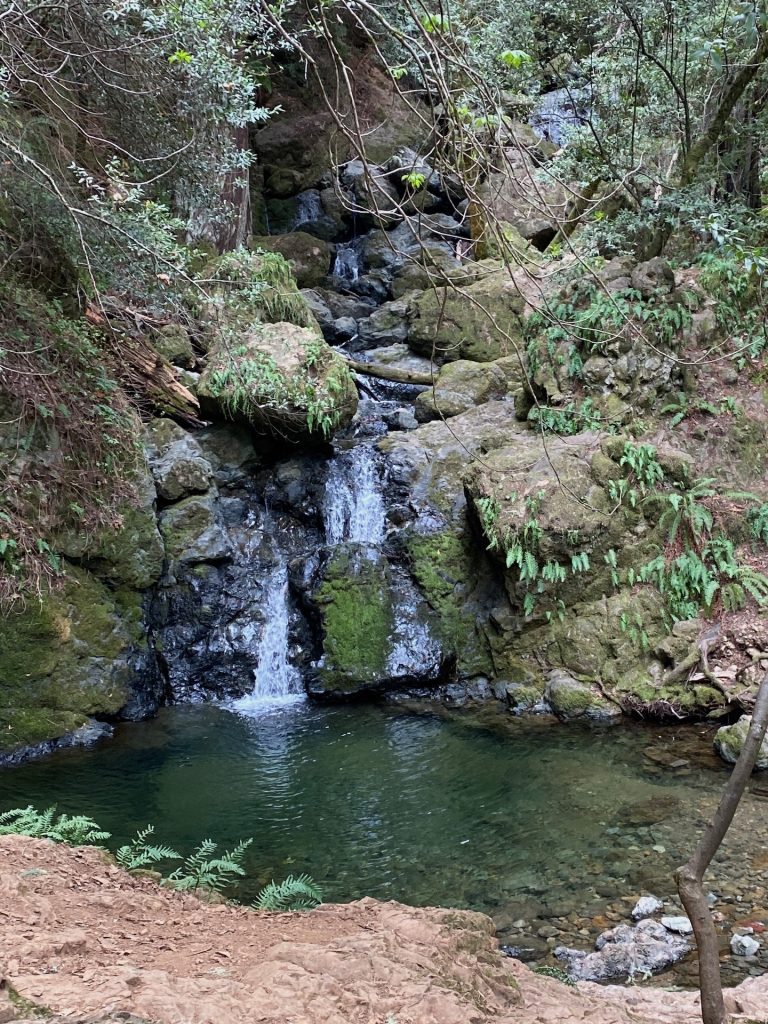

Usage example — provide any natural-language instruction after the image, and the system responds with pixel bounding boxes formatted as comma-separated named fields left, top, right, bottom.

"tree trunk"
left=679, top=34, right=768, bottom=187
left=675, top=674, right=768, bottom=1024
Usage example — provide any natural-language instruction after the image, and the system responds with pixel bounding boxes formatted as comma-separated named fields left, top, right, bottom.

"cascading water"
left=233, top=558, right=304, bottom=713
left=291, top=189, right=323, bottom=230
left=323, top=443, right=385, bottom=546
left=332, top=242, right=361, bottom=283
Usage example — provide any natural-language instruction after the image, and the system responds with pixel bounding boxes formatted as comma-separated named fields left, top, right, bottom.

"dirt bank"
left=0, top=835, right=766, bottom=1024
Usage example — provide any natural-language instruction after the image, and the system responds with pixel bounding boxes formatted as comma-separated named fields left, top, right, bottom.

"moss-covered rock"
left=145, top=418, right=214, bottom=502
left=414, top=359, right=510, bottom=422
left=311, top=547, right=394, bottom=694
left=464, top=431, right=653, bottom=610
left=197, top=249, right=315, bottom=334
left=407, top=268, right=527, bottom=363
left=0, top=565, right=151, bottom=755
left=715, top=715, right=768, bottom=769
left=406, top=530, right=494, bottom=678
left=57, top=459, right=165, bottom=591
left=153, top=324, right=195, bottom=368
left=198, top=321, right=357, bottom=443
left=158, top=492, right=230, bottom=567
left=249, top=232, right=332, bottom=289
left=545, top=669, right=621, bottom=720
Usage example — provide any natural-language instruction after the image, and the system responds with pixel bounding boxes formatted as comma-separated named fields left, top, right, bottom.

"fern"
left=254, top=874, right=323, bottom=911
left=115, top=825, right=181, bottom=871
left=532, top=965, right=577, bottom=987
left=0, top=806, right=110, bottom=845
left=163, top=837, right=253, bottom=892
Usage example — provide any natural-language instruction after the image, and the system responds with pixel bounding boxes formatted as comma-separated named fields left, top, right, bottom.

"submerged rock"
left=555, top=918, right=691, bottom=982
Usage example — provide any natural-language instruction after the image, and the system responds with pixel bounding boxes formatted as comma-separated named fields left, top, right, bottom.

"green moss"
left=408, top=270, right=526, bottom=363
left=407, top=530, right=493, bottom=677
left=199, top=248, right=313, bottom=328
left=0, top=565, right=134, bottom=753
left=316, top=551, right=393, bottom=692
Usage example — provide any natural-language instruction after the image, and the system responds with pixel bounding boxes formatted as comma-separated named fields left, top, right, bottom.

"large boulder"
left=407, top=267, right=528, bottom=363
left=715, top=715, right=768, bottom=769
left=198, top=322, right=357, bottom=443
left=249, top=232, right=331, bottom=289
left=0, top=566, right=159, bottom=760
left=545, top=669, right=621, bottom=720
left=414, top=358, right=512, bottom=422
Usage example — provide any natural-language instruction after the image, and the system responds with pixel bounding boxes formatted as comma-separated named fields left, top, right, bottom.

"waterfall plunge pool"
left=2, top=701, right=767, bottom=986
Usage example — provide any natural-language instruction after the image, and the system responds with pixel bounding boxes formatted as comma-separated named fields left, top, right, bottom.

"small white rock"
left=661, top=916, right=694, bottom=935
left=632, top=895, right=664, bottom=920
left=731, top=933, right=761, bottom=957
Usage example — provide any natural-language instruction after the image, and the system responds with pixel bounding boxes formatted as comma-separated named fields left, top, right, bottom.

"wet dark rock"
left=357, top=299, right=411, bottom=349
left=499, top=945, right=541, bottom=962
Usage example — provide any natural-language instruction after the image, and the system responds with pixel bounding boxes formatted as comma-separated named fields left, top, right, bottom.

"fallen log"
left=345, top=356, right=435, bottom=387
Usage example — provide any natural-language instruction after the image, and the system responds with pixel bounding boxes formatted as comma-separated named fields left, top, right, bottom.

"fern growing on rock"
left=254, top=874, right=323, bottom=911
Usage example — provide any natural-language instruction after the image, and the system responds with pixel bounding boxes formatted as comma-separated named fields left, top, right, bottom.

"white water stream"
left=233, top=558, right=304, bottom=713
left=323, top=444, right=385, bottom=546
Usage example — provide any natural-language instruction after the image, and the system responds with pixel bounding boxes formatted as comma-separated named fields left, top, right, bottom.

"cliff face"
left=1, top=835, right=767, bottom=1024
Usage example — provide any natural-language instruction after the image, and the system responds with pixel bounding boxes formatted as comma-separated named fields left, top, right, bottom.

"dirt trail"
left=1, top=835, right=767, bottom=1024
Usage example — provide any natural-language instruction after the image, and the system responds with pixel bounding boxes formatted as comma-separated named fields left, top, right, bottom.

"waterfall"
left=233, top=560, right=304, bottom=713
left=323, top=444, right=385, bottom=546
left=292, top=190, right=323, bottom=230
left=332, top=242, right=361, bottom=283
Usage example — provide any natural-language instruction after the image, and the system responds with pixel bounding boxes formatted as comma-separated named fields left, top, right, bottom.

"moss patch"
left=0, top=564, right=137, bottom=752
left=315, top=549, right=393, bottom=692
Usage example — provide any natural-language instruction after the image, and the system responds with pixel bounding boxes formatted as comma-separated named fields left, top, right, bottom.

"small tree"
left=676, top=674, right=768, bottom=1024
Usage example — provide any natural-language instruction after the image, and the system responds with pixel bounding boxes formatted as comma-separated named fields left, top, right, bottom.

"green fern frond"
left=115, top=825, right=181, bottom=871
left=0, top=806, right=110, bottom=845
left=254, top=874, right=323, bottom=912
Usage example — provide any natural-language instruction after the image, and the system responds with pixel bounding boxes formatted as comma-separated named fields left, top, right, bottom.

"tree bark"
left=675, top=673, right=768, bottom=1024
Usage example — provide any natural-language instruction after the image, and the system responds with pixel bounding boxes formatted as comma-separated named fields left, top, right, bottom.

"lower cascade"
left=233, top=559, right=304, bottom=712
